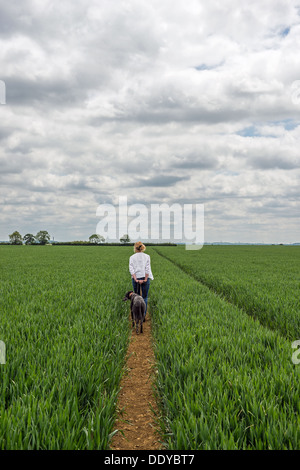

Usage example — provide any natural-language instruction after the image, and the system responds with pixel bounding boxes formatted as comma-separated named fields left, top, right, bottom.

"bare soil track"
left=110, top=310, right=162, bottom=451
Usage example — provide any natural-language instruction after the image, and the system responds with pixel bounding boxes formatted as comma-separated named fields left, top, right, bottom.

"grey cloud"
left=0, top=1, right=87, bottom=42
left=135, top=175, right=190, bottom=188
left=235, top=143, right=300, bottom=171
left=246, top=199, right=300, bottom=218
left=0, top=125, right=15, bottom=141
left=5, top=76, right=84, bottom=107
left=0, top=2, right=32, bottom=38
left=7, top=143, right=33, bottom=155
left=0, top=160, right=23, bottom=174
left=249, top=155, right=299, bottom=170
left=172, top=153, right=219, bottom=170
left=89, top=106, right=250, bottom=127
left=0, top=153, right=48, bottom=175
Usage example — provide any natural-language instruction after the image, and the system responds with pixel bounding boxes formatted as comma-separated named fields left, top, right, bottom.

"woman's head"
left=134, top=241, right=146, bottom=252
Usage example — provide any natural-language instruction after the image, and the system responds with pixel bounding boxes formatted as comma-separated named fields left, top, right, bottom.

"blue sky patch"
left=281, top=27, right=290, bottom=36
left=237, top=126, right=260, bottom=137
left=237, top=120, right=299, bottom=137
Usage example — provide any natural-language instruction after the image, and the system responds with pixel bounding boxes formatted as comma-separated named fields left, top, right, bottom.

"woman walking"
left=129, top=241, right=154, bottom=319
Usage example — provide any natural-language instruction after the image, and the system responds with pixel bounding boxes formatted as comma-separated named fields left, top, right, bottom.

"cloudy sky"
left=0, top=0, right=299, bottom=243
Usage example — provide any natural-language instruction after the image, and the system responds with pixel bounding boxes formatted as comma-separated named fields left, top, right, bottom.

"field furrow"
left=153, top=246, right=300, bottom=340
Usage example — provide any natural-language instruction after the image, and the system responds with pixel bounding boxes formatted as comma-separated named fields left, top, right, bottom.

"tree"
left=23, top=233, right=35, bottom=245
left=9, top=231, right=23, bottom=245
left=35, top=230, right=50, bottom=245
left=89, top=234, right=105, bottom=244
left=120, top=234, right=131, bottom=243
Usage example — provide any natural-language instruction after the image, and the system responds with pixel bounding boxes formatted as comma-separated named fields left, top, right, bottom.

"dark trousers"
left=132, top=277, right=150, bottom=315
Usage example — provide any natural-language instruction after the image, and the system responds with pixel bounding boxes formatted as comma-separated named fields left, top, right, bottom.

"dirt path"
left=110, top=309, right=162, bottom=451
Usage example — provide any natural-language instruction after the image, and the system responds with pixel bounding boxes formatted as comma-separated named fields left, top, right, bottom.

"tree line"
left=8, top=231, right=51, bottom=245
left=7, top=232, right=132, bottom=245
left=6, top=232, right=176, bottom=246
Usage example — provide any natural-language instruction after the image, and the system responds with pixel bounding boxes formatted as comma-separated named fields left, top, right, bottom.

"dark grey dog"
left=123, top=290, right=146, bottom=334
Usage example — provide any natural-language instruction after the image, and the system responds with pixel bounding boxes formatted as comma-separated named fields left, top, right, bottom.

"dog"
left=123, top=290, right=146, bottom=334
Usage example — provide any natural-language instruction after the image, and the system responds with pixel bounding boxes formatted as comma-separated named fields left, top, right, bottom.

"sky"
left=0, top=0, right=300, bottom=244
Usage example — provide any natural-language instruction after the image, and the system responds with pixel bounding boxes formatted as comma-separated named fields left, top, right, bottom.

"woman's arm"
left=129, top=256, right=137, bottom=281
left=144, top=255, right=150, bottom=282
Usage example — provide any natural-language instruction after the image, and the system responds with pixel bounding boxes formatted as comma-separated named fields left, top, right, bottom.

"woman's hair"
left=134, top=241, right=146, bottom=252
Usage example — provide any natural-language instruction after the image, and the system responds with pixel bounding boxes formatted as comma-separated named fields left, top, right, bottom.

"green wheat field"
left=0, top=245, right=299, bottom=449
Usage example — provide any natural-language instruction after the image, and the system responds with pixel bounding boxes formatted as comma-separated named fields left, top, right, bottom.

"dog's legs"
left=139, top=304, right=143, bottom=333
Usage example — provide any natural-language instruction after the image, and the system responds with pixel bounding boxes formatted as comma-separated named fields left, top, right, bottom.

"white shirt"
left=129, top=252, right=154, bottom=280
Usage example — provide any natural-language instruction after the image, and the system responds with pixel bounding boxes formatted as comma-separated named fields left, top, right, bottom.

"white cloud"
left=0, top=0, right=300, bottom=243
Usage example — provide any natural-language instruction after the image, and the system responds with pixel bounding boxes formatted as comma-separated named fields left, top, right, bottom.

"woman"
left=129, top=241, right=154, bottom=318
